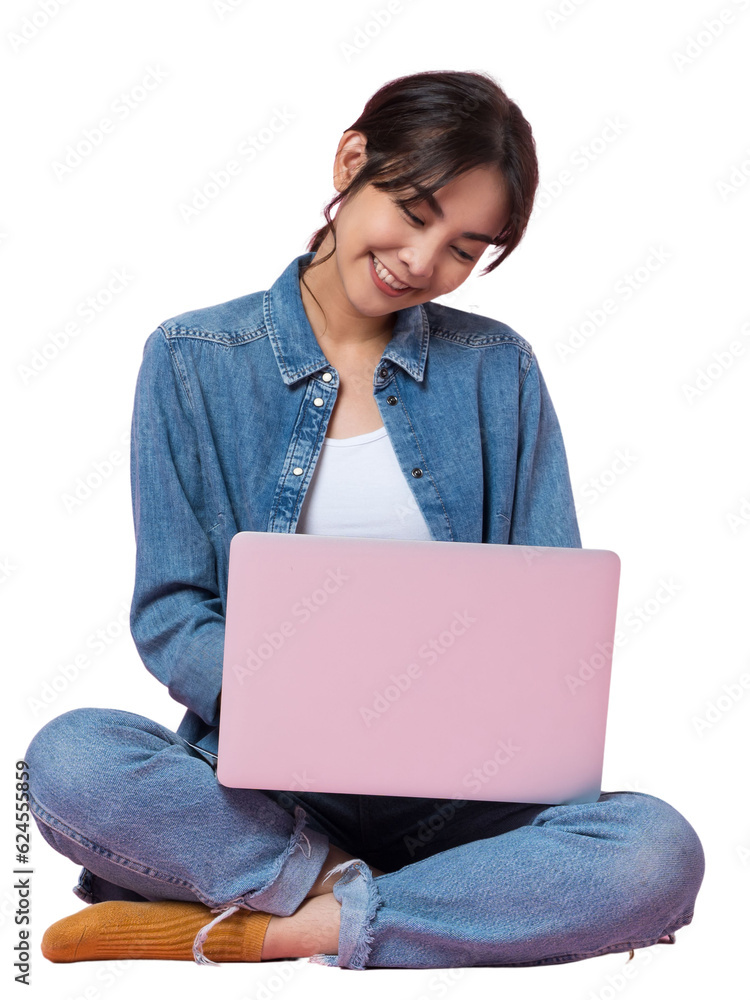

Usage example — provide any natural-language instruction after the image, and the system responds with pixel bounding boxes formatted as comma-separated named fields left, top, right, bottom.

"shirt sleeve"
left=129, top=328, right=224, bottom=727
left=508, top=351, right=582, bottom=548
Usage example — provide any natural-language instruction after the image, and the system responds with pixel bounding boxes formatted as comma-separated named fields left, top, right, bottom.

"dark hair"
left=302, top=69, right=539, bottom=296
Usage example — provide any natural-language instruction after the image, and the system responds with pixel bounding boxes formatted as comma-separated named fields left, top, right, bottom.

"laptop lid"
left=217, top=531, right=620, bottom=805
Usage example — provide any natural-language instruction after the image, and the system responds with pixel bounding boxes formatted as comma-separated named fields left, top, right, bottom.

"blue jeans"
left=25, top=707, right=705, bottom=970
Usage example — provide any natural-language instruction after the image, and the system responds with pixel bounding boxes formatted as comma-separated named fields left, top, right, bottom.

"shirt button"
left=378, top=367, right=389, bottom=378
left=386, top=395, right=398, bottom=405
left=313, top=397, right=324, bottom=407
left=322, top=372, right=333, bottom=382
left=293, top=467, right=304, bottom=476
left=411, top=468, right=423, bottom=478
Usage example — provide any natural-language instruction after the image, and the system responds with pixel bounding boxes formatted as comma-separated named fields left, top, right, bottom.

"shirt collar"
left=265, top=251, right=429, bottom=385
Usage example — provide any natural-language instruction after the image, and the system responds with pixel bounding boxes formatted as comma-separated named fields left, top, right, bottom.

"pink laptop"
left=217, top=531, right=620, bottom=805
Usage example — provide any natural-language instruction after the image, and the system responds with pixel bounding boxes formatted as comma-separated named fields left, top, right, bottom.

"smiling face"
left=332, top=165, right=511, bottom=315
left=305, top=131, right=512, bottom=329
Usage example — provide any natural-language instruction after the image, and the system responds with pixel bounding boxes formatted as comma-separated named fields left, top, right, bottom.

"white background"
left=3, top=0, right=748, bottom=996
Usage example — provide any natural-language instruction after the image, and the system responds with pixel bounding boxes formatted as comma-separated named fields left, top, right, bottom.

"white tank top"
left=295, top=425, right=433, bottom=540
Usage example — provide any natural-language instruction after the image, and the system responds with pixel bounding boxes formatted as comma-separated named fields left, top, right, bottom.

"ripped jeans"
left=25, top=708, right=705, bottom=970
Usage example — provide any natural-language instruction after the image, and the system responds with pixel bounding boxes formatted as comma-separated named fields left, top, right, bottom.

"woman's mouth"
left=369, top=253, right=413, bottom=296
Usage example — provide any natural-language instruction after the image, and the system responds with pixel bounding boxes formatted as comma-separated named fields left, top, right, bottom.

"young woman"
left=25, top=70, right=704, bottom=971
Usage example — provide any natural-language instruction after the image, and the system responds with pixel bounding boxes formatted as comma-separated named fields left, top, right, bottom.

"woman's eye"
left=397, top=201, right=475, bottom=261
left=400, top=206, right=423, bottom=225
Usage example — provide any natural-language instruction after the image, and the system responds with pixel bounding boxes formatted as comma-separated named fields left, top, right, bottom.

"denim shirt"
left=129, top=251, right=581, bottom=747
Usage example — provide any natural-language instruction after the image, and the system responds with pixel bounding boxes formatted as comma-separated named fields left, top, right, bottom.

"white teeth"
left=372, top=254, right=409, bottom=289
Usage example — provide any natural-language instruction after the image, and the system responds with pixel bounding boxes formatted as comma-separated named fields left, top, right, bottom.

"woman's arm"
left=129, top=328, right=224, bottom=727
left=508, top=351, right=582, bottom=549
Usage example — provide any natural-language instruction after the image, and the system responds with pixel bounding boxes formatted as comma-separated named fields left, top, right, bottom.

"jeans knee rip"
left=192, top=805, right=315, bottom=966
left=309, top=859, right=384, bottom=970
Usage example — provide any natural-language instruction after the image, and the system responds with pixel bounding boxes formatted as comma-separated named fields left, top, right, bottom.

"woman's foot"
left=272, top=849, right=383, bottom=958
left=261, top=892, right=342, bottom=959
left=41, top=853, right=384, bottom=964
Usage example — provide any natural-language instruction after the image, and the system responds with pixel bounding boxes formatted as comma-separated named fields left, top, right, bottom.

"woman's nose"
left=398, top=247, right=435, bottom=280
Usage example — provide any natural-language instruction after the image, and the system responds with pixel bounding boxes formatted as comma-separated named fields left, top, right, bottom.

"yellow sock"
left=41, top=900, right=273, bottom=964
